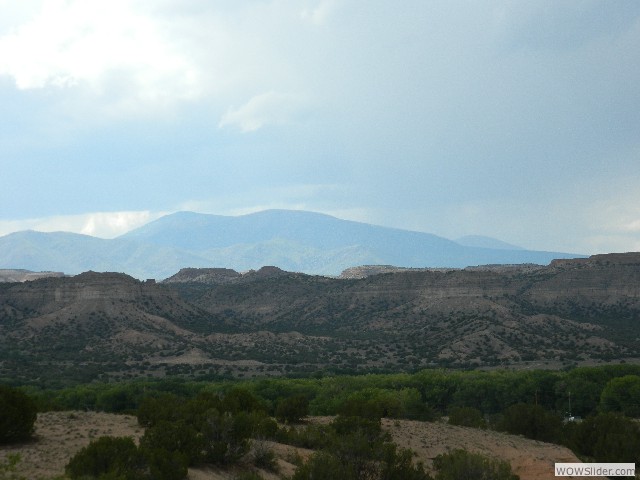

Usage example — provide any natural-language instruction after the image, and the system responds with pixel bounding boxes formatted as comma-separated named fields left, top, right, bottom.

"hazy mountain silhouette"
left=0, top=210, right=584, bottom=278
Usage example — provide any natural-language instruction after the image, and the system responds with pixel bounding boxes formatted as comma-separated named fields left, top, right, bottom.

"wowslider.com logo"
left=555, top=463, right=635, bottom=477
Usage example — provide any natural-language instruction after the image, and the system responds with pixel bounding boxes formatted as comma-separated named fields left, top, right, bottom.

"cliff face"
left=0, top=271, right=213, bottom=385
left=525, top=254, right=640, bottom=306
left=1, top=253, right=639, bottom=385
left=2, top=272, right=175, bottom=313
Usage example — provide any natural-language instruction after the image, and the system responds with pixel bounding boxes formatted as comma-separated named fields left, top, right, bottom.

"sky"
left=1, top=0, right=639, bottom=254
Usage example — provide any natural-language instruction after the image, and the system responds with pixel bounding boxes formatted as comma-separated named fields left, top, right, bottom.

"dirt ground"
left=0, top=411, right=144, bottom=479
left=383, top=418, right=606, bottom=480
left=0, top=412, right=302, bottom=480
left=0, top=412, right=607, bottom=480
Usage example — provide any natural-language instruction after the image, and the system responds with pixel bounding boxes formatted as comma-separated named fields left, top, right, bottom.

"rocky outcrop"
left=163, top=267, right=242, bottom=285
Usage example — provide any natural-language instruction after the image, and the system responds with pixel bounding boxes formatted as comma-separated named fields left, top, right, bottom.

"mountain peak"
left=2, top=209, right=585, bottom=278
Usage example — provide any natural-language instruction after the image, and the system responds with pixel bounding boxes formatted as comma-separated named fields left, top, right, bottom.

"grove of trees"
left=3, top=364, right=640, bottom=478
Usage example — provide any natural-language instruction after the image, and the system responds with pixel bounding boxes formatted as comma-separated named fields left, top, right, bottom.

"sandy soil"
left=1, top=412, right=608, bottom=480
left=383, top=418, right=606, bottom=480
left=0, top=412, right=305, bottom=480
left=0, top=411, right=143, bottom=479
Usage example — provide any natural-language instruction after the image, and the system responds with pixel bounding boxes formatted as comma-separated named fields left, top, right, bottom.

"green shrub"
left=448, top=407, right=486, bottom=429
left=234, top=473, right=265, bottom=480
left=274, top=423, right=332, bottom=450
left=292, top=437, right=432, bottom=480
left=141, top=447, right=189, bottom=480
left=200, top=410, right=250, bottom=465
left=380, top=443, right=432, bottom=480
left=0, top=454, right=27, bottom=480
left=0, top=385, right=37, bottom=444
left=433, top=449, right=518, bottom=480
left=66, top=435, right=188, bottom=480
left=139, top=420, right=202, bottom=466
left=65, top=436, right=146, bottom=480
left=292, top=451, right=354, bottom=480
left=251, top=440, right=279, bottom=472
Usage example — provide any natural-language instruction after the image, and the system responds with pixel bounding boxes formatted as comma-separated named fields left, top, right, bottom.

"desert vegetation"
left=1, top=365, right=640, bottom=479
left=3, top=256, right=640, bottom=386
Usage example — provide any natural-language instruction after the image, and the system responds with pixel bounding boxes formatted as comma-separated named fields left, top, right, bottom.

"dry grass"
left=1, top=412, right=607, bottom=480
left=0, top=411, right=143, bottom=479
left=383, top=418, right=606, bottom=480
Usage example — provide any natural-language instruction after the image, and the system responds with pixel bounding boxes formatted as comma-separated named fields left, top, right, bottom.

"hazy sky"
left=1, top=0, right=639, bottom=254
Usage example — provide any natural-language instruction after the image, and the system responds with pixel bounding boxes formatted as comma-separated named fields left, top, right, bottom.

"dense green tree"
left=275, top=395, right=309, bottom=423
left=137, top=394, right=184, bottom=427
left=337, top=387, right=433, bottom=420
left=497, top=403, right=562, bottom=443
left=0, top=385, right=37, bottom=444
left=599, top=375, right=640, bottom=417
left=567, top=412, right=640, bottom=464
left=95, top=385, right=143, bottom=413
left=232, top=410, right=277, bottom=440
left=222, top=387, right=265, bottom=414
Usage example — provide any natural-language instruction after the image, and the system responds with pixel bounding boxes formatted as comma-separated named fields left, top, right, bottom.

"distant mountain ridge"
left=0, top=269, right=65, bottom=283
left=2, top=252, right=640, bottom=384
left=455, top=235, right=524, bottom=250
left=0, top=209, right=584, bottom=278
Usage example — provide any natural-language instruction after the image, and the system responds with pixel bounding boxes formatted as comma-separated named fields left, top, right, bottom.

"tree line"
left=3, top=364, right=640, bottom=479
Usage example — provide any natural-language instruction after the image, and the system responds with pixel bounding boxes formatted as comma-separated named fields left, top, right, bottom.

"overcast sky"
left=1, top=0, right=639, bottom=254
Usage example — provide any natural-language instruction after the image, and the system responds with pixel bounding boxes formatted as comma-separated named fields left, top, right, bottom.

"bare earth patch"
left=0, top=411, right=143, bottom=479
left=0, top=412, right=308, bottom=480
left=1, top=412, right=608, bottom=480
left=383, top=418, right=606, bottom=480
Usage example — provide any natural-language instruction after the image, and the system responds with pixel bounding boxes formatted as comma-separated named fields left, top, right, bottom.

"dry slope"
left=0, top=413, right=607, bottom=480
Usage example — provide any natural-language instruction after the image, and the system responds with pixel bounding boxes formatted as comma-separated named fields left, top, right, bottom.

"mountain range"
left=0, top=209, right=583, bottom=278
left=1, top=253, right=639, bottom=386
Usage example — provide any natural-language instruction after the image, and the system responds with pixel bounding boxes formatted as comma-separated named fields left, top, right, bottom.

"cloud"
left=218, top=91, right=306, bottom=132
left=0, top=1, right=199, bottom=105
left=1, top=1, right=639, bottom=257
left=0, top=2, right=327, bottom=106
left=0, top=210, right=162, bottom=238
left=301, top=0, right=340, bottom=26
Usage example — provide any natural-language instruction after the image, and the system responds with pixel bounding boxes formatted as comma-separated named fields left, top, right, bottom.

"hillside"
left=0, top=412, right=600, bottom=480
left=0, top=210, right=583, bottom=278
left=1, top=253, right=639, bottom=385
left=0, top=271, right=213, bottom=384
